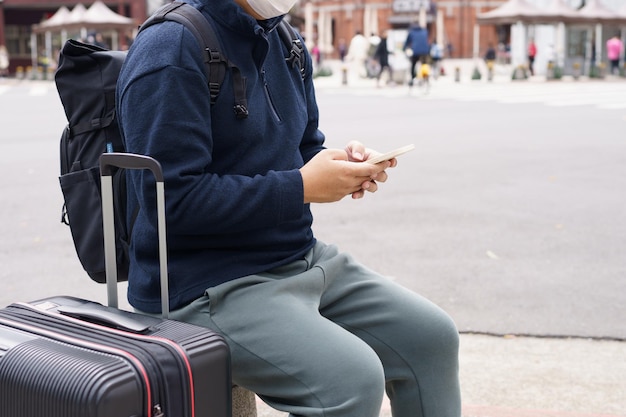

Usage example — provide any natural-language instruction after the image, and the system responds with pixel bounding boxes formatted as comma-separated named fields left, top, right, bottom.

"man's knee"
left=333, top=358, right=385, bottom=416
left=267, top=352, right=385, bottom=417
left=398, top=303, right=460, bottom=361
left=426, top=310, right=460, bottom=361
left=349, top=356, right=385, bottom=390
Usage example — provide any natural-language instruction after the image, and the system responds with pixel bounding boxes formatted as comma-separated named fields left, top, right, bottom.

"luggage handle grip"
left=100, top=152, right=164, bottom=181
left=99, top=153, right=170, bottom=318
left=57, top=304, right=160, bottom=334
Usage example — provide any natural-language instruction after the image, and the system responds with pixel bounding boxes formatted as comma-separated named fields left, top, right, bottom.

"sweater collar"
left=257, top=15, right=285, bottom=32
left=191, top=0, right=282, bottom=37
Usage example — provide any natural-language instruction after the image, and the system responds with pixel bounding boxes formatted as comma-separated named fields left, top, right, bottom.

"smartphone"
left=367, top=144, right=415, bottom=164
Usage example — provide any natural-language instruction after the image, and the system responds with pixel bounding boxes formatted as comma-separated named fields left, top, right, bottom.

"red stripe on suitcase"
left=148, top=335, right=197, bottom=417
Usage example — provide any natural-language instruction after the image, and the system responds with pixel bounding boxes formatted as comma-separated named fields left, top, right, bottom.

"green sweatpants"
left=167, top=241, right=461, bottom=417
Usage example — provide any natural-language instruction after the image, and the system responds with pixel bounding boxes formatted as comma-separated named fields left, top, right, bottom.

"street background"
left=0, top=59, right=624, bottom=416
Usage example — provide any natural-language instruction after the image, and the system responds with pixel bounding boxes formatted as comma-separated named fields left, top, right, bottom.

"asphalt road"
left=0, top=77, right=625, bottom=342
left=312, top=83, right=626, bottom=341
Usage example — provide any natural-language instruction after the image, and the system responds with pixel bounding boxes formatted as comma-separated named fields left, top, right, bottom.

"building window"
left=5, top=25, right=32, bottom=59
left=567, top=27, right=587, bottom=58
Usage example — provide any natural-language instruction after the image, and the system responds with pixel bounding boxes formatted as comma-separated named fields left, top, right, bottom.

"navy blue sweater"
left=116, top=0, right=324, bottom=313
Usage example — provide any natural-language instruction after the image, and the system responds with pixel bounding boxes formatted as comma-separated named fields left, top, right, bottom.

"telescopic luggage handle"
left=100, top=153, right=170, bottom=318
left=100, top=153, right=164, bottom=180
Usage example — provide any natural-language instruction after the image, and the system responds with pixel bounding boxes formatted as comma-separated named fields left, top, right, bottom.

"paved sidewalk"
left=312, top=58, right=626, bottom=89
left=253, top=333, right=625, bottom=417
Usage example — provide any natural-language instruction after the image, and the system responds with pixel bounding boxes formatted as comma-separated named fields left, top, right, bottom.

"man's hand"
left=300, top=147, right=391, bottom=203
left=344, top=140, right=398, bottom=168
left=343, top=140, right=396, bottom=199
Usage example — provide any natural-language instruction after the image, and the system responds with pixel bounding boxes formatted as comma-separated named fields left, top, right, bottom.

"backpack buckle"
left=207, top=49, right=221, bottom=63
left=286, top=40, right=301, bottom=66
left=208, top=82, right=220, bottom=102
left=285, top=39, right=305, bottom=79
left=233, top=104, right=248, bottom=119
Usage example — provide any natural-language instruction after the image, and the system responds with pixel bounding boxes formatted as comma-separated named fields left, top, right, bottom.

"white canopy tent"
left=33, top=1, right=134, bottom=33
left=534, top=0, right=581, bottom=24
left=37, top=6, right=71, bottom=30
left=533, top=0, right=580, bottom=68
left=82, top=1, right=136, bottom=31
left=476, top=0, right=545, bottom=26
left=66, top=3, right=88, bottom=29
left=475, top=0, right=545, bottom=66
left=31, top=1, right=136, bottom=70
left=31, top=6, right=73, bottom=69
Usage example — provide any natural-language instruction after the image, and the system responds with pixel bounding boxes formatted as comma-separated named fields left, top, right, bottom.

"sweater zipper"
left=261, top=68, right=281, bottom=122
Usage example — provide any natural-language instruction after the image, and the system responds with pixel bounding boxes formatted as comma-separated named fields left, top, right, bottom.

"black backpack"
left=56, top=1, right=305, bottom=283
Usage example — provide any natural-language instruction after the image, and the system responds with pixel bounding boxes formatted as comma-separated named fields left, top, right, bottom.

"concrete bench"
left=232, top=386, right=257, bottom=417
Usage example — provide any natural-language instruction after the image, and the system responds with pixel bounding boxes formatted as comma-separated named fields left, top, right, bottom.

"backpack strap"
left=140, top=1, right=248, bottom=119
left=277, top=20, right=306, bottom=80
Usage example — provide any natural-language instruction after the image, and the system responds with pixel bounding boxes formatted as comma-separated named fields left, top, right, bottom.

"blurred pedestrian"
left=86, top=32, right=109, bottom=49
left=373, top=30, right=393, bottom=87
left=311, top=43, right=321, bottom=69
left=37, top=48, right=50, bottom=78
left=0, top=45, right=9, bottom=78
left=528, top=38, right=537, bottom=76
left=403, top=21, right=430, bottom=86
left=346, top=30, right=369, bottom=78
left=338, top=38, right=347, bottom=62
left=365, top=32, right=382, bottom=78
left=484, top=43, right=496, bottom=81
left=484, top=43, right=496, bottom=64
left=368, top=32, right=381, bottom=50
left=417, top=57, right=431, bottom=94
left=546, top=43, right=555, bottom=66
left=429, top=39, right=443, bottom=79
left=606, top=33, right=623, bottom=75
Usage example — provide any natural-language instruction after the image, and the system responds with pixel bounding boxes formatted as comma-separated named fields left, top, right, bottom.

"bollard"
left=511, top=66, right=528, bottom=81
left=454, top=67, right=460, bottom=82
left=341, top=66, right=348, bottom=85
left=16, top=66, right=24, bottom=80
left=598, top=62, right=606, bottom=79
left=547, top=62, right=554, bottom=80
left=487, top=61, right=494, bottom=82
left=572, top=63, right=581, bottom=80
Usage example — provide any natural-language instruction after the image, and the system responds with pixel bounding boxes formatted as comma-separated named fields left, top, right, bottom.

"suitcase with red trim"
left=0, top=153, right=231, bottom=417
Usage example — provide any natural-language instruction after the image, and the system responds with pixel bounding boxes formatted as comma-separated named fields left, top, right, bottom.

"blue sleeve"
left=298, top=34, right=326, bottom=163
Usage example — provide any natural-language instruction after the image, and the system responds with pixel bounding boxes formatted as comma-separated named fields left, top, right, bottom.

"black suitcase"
left=0, top=153, right=231, bottom=417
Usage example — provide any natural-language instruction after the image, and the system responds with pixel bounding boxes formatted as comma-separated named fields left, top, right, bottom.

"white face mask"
left=246, top=0, right=297, bottom=19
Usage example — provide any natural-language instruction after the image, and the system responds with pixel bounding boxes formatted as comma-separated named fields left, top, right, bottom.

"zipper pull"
left=153, top=404, right=165, bottom=417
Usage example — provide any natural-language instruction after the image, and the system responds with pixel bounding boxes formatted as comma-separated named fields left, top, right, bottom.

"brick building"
left=0, top=0, right=146, bottom=72
left=0, top=0, right=514, bottom=73
left=296, top=0, right=506, bottom=60
left=4, top=0, right=619, bottom=75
